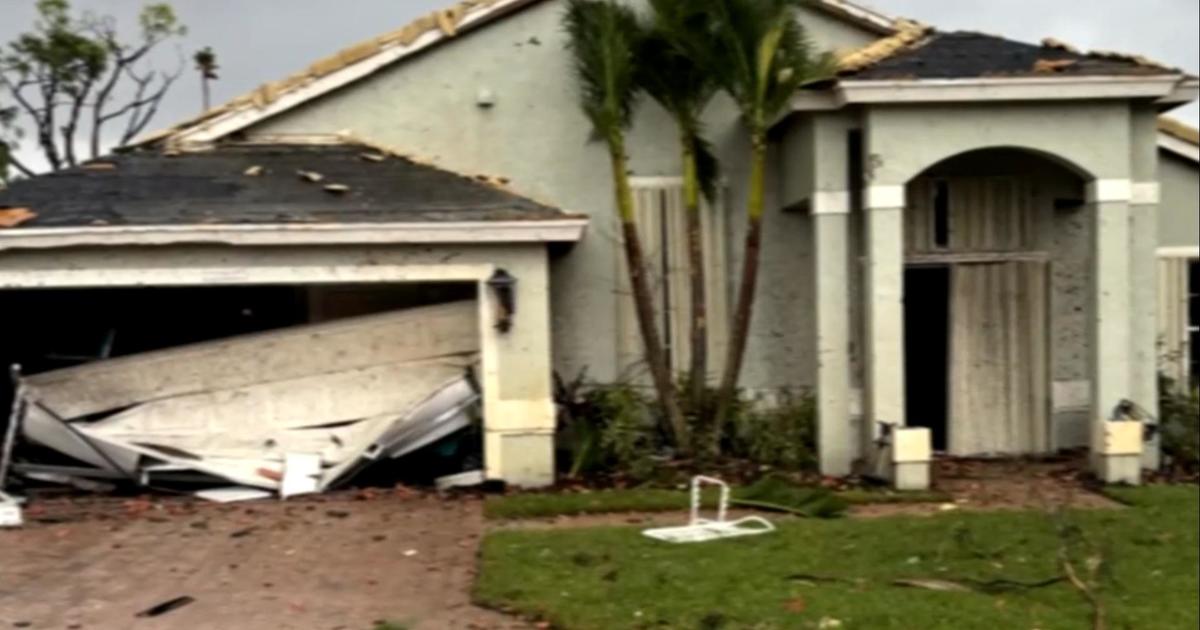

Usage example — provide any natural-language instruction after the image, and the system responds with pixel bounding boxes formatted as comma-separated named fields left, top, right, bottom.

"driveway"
left=0, top=491, right=525, bottom=630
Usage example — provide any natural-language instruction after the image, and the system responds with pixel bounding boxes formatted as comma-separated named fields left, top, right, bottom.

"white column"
left=863, top=185, right=907, bottom=442
left=863, top=185, right=929, bottom=490
left=813, top=191, right=853, bottom=477
left=1130, top=182, right=1160, bottom=471
left=1087, top=179, right=1140, bottom=484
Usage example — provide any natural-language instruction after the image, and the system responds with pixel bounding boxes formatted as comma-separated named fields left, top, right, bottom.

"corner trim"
left=1086, top=179, right=1132, bottom=203
left=812, top=190, right=852, bottom=215
left=864, top=185, right=905, bottom=209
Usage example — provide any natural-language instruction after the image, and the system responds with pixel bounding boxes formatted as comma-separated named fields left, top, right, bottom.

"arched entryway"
left=900, top=148, right=1089, bottom=457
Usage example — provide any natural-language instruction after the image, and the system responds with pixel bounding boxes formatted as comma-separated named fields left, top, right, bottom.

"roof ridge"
left=136, top=0, right=899, bottom=147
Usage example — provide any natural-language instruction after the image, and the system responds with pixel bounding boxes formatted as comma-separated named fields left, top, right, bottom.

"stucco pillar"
left=813, top=191, right=853, bottom=477
left=863, top=185, right=929, bottom=490
left=480, top=248, right=557, bottom=488
left=1087, top=180, right=1140, bottom=485
left=1130, top=182, right=1161, bottom=471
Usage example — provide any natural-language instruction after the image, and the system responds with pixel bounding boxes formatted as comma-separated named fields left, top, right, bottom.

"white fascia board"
left=1157, top=246, right=1200, bottom=259
left=838, top=76, right=1181, bottom=104
left=814, top=0, right=897, bottom=33
left=0, top=219, right=589, bottom=251
left=153, top=0, right=530, bottom=146
left=1157, top=78, right=1199, bottom=105
left=1158, top=133, right=1200, bottom=163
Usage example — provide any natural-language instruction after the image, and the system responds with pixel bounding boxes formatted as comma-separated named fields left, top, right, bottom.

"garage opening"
left=1, top=282, right=481, bottom=493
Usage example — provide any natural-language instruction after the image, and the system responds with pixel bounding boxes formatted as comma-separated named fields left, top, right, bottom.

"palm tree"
left=564, top=0, right=690, bottom=450
left=193, top=46, right=218, bottom=111
left=638, top=0, right=721, bottom=415
left=692, top=0, right=834, bottom=440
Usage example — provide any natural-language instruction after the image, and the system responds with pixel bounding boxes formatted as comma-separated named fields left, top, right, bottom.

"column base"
left=486, top=430, right=555, bottom=488
left=1091, top=453, right=1142, bottom=486
left=862, top=426, right=933, bottom=491
left=892, top=462, right=931, bottom=492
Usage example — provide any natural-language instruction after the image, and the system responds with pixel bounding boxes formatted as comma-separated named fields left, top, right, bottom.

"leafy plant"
left=729, top=392, right=818, bottom=471
left=556, top=371, right=664, bottom=481
left=1159, top=378, right=1199, bottom=476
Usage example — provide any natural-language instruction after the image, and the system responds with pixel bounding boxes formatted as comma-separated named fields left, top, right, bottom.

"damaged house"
left=1, top=0, right=1198, bottom=494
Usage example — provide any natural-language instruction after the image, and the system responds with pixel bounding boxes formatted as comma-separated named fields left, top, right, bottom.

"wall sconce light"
left=487, top=269, right=517, bottom=333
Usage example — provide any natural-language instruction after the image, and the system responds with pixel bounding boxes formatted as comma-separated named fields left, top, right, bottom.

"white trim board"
left=1159, top=133, right=1200, bottom=163
left=1157, top=246, right=1200, bottom=259
left=791, top=76, right=1189, bottom=112
left=0, top=219, right=588, bottom=251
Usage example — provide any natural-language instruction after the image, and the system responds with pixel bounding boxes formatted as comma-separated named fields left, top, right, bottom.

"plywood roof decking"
left=0, top=142, right=570, bottom=229
left=1159, top=117, right=1200, bottom=147
left=839, top=30, right=1180, bottom=80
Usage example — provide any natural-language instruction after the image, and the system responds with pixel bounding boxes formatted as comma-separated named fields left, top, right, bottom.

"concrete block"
left=892, top=462, right=931, bottom=491
left=1092, top=453, right=1141, bottom=486
left=892, top=427, right=932, bottom=463
left=1101, top=420, right=1143, bottom=456
left=490, top=431, right=554, bottom=488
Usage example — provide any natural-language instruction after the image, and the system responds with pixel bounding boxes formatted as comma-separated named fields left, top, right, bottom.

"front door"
left=946, top=261, right=1050, bottom=455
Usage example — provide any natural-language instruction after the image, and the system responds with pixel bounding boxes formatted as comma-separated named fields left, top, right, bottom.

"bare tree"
left=0, top=0, right=187, bottom=175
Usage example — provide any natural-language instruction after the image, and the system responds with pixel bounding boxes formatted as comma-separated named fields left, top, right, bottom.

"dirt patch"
left=0, top=492, right=527, bottom=630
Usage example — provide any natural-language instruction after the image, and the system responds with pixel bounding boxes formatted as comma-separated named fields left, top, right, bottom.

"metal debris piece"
left=280, top=453, right=322, bottom=499
left=244, top=165, right=265, bottom=177
left=0, top=207, right=37, bottom=228
left=297, top=170, right=324, bottom=182
left=194, top=487, right=272, bottom=504
left=0, top=492, right=22, bottom=528
left=435, top=470, right=486, bottom=491
left=135, top=596, right=196, bottom=618
left=22, top=471, right=115, bottom=493
left=323, top=183, right=351, bottom=194
left=643, top=476, right=776, bottom=544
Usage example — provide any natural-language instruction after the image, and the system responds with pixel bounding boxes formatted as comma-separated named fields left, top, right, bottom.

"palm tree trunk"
left=714, top=132, right=768, bottom=444
left=681, top=135, right=708, bottom=412
left=610, top=137, right=691, bottom=451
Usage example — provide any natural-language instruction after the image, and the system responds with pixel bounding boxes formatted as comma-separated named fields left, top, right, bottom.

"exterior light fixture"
left=487, top=269, right=517, bottom=333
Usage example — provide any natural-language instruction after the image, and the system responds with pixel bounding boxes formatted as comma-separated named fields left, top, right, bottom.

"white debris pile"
left=0, top=301, right=483, bottom=502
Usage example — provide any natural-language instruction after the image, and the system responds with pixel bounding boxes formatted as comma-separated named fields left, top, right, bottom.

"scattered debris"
left=3, top=302, right=483, bottom=501
left=436, top=470, right=486, bottom=491
left=1033, top=59, right=1078, bottom=73
left=194, top=487, right=273, bottom=504
left=323, top=183, right=351, bottom=194
left=135, top=595, right=196, bottom=618
left=230, top=526, right=258, bottom=538
left=1, top=491, right=23, bottom=527
left=0, top=207, right=37, bottom=228
left=81, top=161, right=117, bottom=171
left=838, top=19, right=932, bottom=73
left=643, top=476, right=776, bottom=544
left=1041, top=37, right=1081, bottom=54
left=244, top=164, right=265, bottom=176
left=297, top=169, right=325, bottom=182
left=359, top=152, right=387, bottom=162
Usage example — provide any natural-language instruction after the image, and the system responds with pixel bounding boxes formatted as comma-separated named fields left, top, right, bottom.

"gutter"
left=0, top=218, right=589, bottom=251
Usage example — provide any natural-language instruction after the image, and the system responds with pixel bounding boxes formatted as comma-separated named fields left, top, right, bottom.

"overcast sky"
left=2, top=0, right=1197, bottom=170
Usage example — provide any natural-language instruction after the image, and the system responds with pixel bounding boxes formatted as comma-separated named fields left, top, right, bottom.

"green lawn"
left=476, top=486, right=1199, bottom=629
left=484, top=487, right=950, bottom=520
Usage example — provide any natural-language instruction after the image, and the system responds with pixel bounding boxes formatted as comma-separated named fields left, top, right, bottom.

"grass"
left=476, top=485, right=1199, bottom=629
left=484, top=486, right=950, bottom=521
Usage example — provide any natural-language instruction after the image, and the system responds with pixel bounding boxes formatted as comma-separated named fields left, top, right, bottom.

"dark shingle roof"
left=0, top=142, right=569, bottom=228
left=844, top=31, right=1180, bottom=81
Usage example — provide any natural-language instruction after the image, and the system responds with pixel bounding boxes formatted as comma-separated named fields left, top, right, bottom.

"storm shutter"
left=615, top=178, right=729, bottom=382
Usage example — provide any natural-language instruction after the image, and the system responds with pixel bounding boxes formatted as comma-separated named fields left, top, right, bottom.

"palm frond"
left=563, top=0, right=642, bottom=143
left=692, top=132, right=721, bottom=204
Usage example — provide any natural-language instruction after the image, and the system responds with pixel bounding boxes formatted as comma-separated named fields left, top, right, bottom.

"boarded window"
left=616, top=179, right=729, bottom=381
left=1158, top=255, right=1198, bottom=390
left=906, top=177, right=1038, bottom=254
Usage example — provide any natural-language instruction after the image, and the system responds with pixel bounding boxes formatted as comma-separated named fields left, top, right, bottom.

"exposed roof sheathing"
left=0, top=142, right=570, bottom=229
left=1159, top=116, right=1200, bottom=147
left=138, top=0, right=900, bottom=147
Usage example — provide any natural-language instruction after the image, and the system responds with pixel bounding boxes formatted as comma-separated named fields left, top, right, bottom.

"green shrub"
left=555, top=372, right=663, bottom=480
left=1160, top=381, right=1199, bottom=475
left=728, top=392, right=818, bottom=471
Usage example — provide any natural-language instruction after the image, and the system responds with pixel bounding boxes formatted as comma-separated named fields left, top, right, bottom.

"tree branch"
left=3, top=150, right=36, bottom=178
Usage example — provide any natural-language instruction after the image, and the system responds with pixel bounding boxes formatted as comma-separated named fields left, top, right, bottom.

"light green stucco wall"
left=251, top=0, right=879, bottom=394
left=1159, top=152, right=1200, bottom=248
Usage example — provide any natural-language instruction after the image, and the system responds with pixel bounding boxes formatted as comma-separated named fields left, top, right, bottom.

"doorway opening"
left=904, top=265, right=951, bottom=451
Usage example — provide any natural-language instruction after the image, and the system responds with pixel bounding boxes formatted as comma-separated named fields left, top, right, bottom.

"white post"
left=863, top=185, right=929, bottom=490
left=1130, top=182, right=1160, bottom=471
left=1087, top=179, right=1140, bottom=484
left=813, top=191, right=853, bottom=477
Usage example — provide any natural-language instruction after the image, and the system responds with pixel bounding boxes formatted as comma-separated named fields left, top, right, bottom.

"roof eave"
left=0, top=218, right=590, bottom=251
